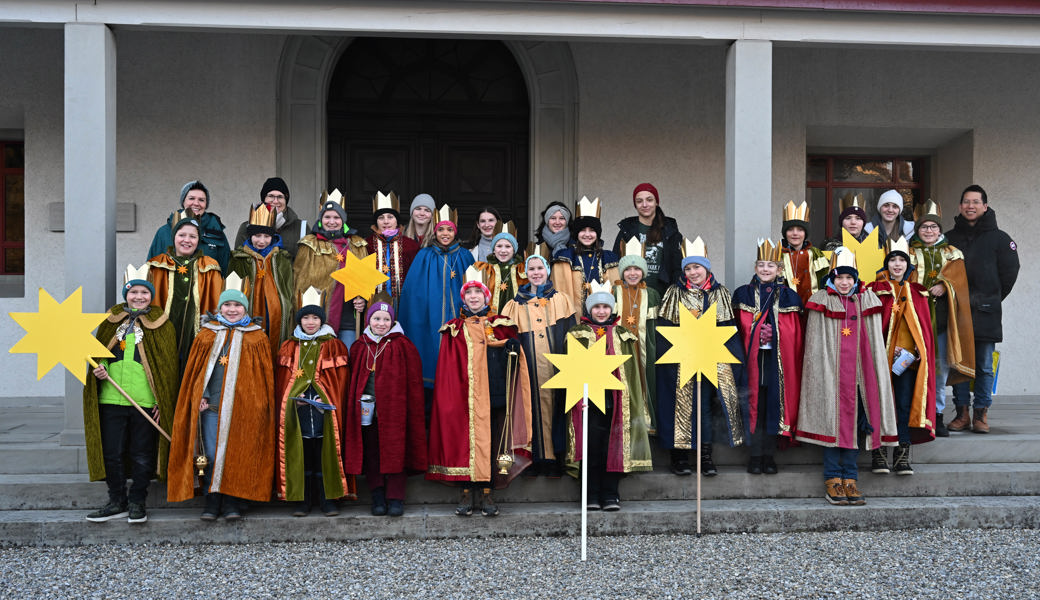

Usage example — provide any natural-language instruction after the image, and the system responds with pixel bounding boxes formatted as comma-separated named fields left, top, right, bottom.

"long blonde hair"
left=404, top=208, right=434, bottom=248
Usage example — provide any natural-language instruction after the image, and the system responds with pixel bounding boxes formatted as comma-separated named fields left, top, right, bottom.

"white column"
left=62, top=23, right=117, bottom=446
left=724, top=39, right=772, bottom=287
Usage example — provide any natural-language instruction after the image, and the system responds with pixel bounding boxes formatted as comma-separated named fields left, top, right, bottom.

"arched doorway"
left=327, top=38, right=530, bottom=238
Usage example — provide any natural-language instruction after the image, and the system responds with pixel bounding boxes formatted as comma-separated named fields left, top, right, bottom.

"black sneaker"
left=86, top=501, right=128, bottom=523
left=671, top=459, right=693, bottom=476
left=601, top=498, right=621, bottom=512
left=586, top=501, right=602, bottom=511
left=893, top=444, right=913, bottom=475
left=387, top=499, right=404, bottom=517
left=870, top=448, right=890, bottom=474
left=127, top=502, right=147, bottom=524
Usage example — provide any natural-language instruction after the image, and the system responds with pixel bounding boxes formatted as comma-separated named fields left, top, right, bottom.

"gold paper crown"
left=576, top=196, right=601, bottom=219
left=588, top=279, right=613, bottom=297
left=525, top=242, right=551, bottom=261
left=829, top=246, right=858, bottom=271
left=299, top=286, right=323, bottom=309
left=682, top=236, right=708, bottom=260
left=756, top=238, right=783, bottom=263
left=372, top=191, right=400, bottom=214
left=249, top=203, right=276, bottom=228
left=124, top=263, right=150, bottom=285
left=623, top=236, right=645, bottom=258
left=783, top=201, right=809, bottom=223
left=224, top=272, right=245, bottom=294
left=319, top=188, right=345, bottom=211
left=885, top=235, right=910, bottom=256
left=170, top=207, right=200, bottom=226
left=914, top=199, right=942, bottom=223
left=493, top=220, right=518, bottom=238
left=839, top=193, right=865, bottom=213
left=464, top=265, right=483, bottom=284
left=435, top=204, right=458, bottom=225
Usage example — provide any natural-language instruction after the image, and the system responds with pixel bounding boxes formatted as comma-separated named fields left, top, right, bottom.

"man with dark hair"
left=233, top=177, right=303, bottom=259
left=944, top=184, right=1019, bottom=433
left=146, top=180, right=231, bottom=271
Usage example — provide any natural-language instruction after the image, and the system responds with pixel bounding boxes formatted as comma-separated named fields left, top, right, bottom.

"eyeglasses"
left=265, top=193, right=286, bottom=201
left=918, top=224, right=940, bottom=231
left=960, top=199, right=984, bottom=206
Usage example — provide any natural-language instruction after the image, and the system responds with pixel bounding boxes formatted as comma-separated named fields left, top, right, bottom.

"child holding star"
left=565, top=281, right=653, bottom=511
left=612, top=237, right=660, bottom=433
left=365, top=191, right=419, bottom=312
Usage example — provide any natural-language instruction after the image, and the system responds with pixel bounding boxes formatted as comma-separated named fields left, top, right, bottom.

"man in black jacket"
left=944, top=184, right=1019, bottom=433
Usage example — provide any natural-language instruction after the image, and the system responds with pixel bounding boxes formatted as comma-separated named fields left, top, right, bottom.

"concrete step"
left=4, top=462, right=1038, bottom=511
left=3, top=495, right=1039, bottom=547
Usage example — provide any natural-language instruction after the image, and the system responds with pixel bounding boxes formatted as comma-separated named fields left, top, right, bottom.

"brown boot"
left=948, top=405, right=972, bottom=431
left=842, top=479, right=866, bottom=505
left=972, top=408, right=990, bottom=434
left=824, top=478, right=848, bottom=505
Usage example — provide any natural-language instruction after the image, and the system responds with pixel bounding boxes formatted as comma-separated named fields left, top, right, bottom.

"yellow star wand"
left=331, top=251, right=390, bottom=337
left=656, top=304, right=741, bottom=536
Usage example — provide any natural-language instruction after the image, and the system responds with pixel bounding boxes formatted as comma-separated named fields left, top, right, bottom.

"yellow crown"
left=372, top=191, right=400, bottom=214
left=885, top=235, right=910, bottom=256
left=249, top=203, right=276, bottom=228
left=576, top=196, right=601, bottom=219
left=914, top=199, right=942, bottom=223
left=682, top=236, right=708, bottom=260
left=756, top=238, right=782, bottom=263
left=839, top=193, right=865, bottom=213
left=493, top=220, right=518, bottom=238
left=299, top=286, right=323, bottom=309
left=124, top=263, right=150, bottom=285
left=435, top=204, right=458, bottom=225
left=783, top=201, right=809, bottom=223
left=588, top=279, right=613, bottom=297
left=623, top=236, right=645, bottom=258
left=319, top=188, right=345, bottom=211
left=829, top=246, right=858, bottom=271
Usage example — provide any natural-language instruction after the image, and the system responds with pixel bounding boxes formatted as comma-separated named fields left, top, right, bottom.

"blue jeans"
left=200, top=408, right=218, bottom=491
left=892, top=369, right=916, bottom=444
left=338, top=329, right=357, bottom=348
left=934, top=331, right=949, bottom=414
left=952, top=341, right=996, bottom=409
left=822, top=447, right=859, bottom=480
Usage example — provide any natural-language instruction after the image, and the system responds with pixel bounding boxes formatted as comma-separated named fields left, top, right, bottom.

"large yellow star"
left=656, top=304, right=740, bottom=388
left=330, top=252, right=389, bottom=304
left=843, top=228, right=885, bottom=282
left=9, top=287, right=114, bottom=384
left=542, top=334, right=630, bottom=413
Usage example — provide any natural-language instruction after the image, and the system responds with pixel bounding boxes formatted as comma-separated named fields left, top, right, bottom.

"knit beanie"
left=571, top=215, right=602, bottom=239
left=525, top=254, right=550, bottom=273
left=219, top=289, right=249, bottom=312
left=179, top=180, right=210, bottom=208
left=618, top=254, right=647, bottom=277
left=585, top=290, right=616, bottom=314
left=260, top=177, right=290, bottom=205
left=838, top=205, right=867, bottom=225
left=122, top=280, right=155, bottom=301
left=491, top=231, right=518, bottom=253
left=319, top=201, right=348, bottom=227
left=633, top=182, right=660, bottom=206
left=410, top=193, right=436, bottom=214
left=365, top=300, right=396, bottom=325
left=877, top=189, right=903, bottom=211
left=461, top=279, right=492, bottom=305
left=681, top=255, right=711, bottom=272
left=295, top=304, right=326, bottom=325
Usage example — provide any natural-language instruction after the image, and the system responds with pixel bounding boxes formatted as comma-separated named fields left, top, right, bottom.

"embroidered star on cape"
left=499, top=283, right=508, bottom=291
left=219, top=355, right=230, bottom=366
left=292, top=368, right=305, bottom=380
left=595, top=327, right=606, bottom=338
left=625, top=316, right=637, bottom=326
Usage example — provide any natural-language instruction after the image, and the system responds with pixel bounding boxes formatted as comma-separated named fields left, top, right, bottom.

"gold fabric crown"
left=464, top=265, right=483, bottom=284
left=373, top=191, right=400, bottom=214
left=224, top=272, right=245, bottom=294
left=783, top=201, right=809, bottom=223
left=249, top=203, right=275, bottom=228
left=839, top=193, right=865, bottom=213
left=576, top=196, right=601, bottom=219
left=319, top=188, right=345, bottom=211
left=435, top=204, right=458, bottom=225
left=494, top=220, right=517, bottom=238
left=914, top=199, right=942, bottom=223
left=623, top=236, right=645, bottom=258
left=299, top=286, right=323, bottom=309
left=756, top=238, right=782, bottom=263
left=588, top=279, right=612, bottom=297
left=525, top=242, right=551, bottom=261
left=124, top=263, right=150, bottom=285
left=682, top=236, right=708, bottom=260
left=829, top=246, right=858, bottom=271
left=885, top=235, right=910, bottom=256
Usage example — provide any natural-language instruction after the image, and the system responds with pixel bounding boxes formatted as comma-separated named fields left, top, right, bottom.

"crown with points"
left=170, top=207, right=201, bottom=227
left=682, top=236, right=708, bottom=260
left=435, top=204, right=458, bottom=225
left=299, top=286, right=324, bottom=309
left=756, top=238, right=783, bottom=263
left=829, top=246, right=858, bottom=271
left=124, top=263, right=150, bottom=286
left=248, top=202, right=276, bottom=228
left=839, top=192, right=865, bottom=213
left=885, top=235, right=910, bottom=257
left=576, top=196, right=601, bottom=219
left=493, top=220, right=518, bottom=238
left=224, top=272, right=245, bottom=294
left=914, top=199, right=942, bottom=223
left=464, top=265, right=484, bottom=285
left=588, top=279, right=613, bottom=297
left=623, top=236, right=645, bottom=258
left=783, top=201, right=809, bottom=223
left=319, top=188, right=345, bottom=212
left=524, top=242, right=551, bottom=262
left=372, top=191, right=400, bottom=214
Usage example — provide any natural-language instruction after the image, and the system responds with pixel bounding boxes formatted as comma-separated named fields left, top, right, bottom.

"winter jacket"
left=147, top=211, right=231, bottom=272
left=611, top=215, right=683, bottom=294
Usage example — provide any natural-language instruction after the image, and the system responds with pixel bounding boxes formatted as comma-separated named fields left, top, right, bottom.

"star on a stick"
left=542, top=334, right=630, bottom=413
left=330, top=252, right=389, bottom=304
left=656, top=304, right=740, bottom=388
left=842, top=228, right=885, bottom=282
left=9, top=288, right=113, bottom=384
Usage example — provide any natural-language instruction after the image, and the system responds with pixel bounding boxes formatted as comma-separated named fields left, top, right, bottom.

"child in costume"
left=473, top=221, right=527, bottom=315
left=908, top=200, right=974, bottom=436
left=399, top=204, right=475, bottom=389
left=733, top=240, right=804, bottom=475
left=147, top=208, right=222, bottom=370
left=227, top=202, right=295, bottom=365
left=293, top=189, right=369, bottom=346
left=780, top=201, right=830, bottom=306
left=565, top=281, right=653, bottom=511
left=796, top=248, right=897, bottom=506
left=365, top=191, right=419, bottom=312
left=866, top=236, right=937, bottom=476
left=83, top=265, right=178, bottom=524
left=823, top=194, right=870, bottom=251
left=344, top=299, right=428, bottom=517
left=500, top=245, right=577, bottom=478
left=612, top=237, right=661, bottom=433
left=428, top=268, right=533, bottom=516
left=274, top=287, right=355, bottom=517
left=865, top=189, right=916, bottom=246
left=167, top=276, right=275, bottom=521
left=552, top=196, right=619, bottom=311
left=656, top=237, right=745, bottom=477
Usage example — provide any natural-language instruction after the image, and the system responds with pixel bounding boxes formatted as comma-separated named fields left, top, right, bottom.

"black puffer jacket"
left=612, top=215, right=683, bottom=295
left=945, top=208, right=1019, bottom=343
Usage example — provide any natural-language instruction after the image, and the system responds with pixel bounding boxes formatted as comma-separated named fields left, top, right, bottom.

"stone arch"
left=276, top=35, right=577, bottom=226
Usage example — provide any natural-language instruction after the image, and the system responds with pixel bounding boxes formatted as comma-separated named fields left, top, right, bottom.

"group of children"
left=83, top=179, right=972, bottom=524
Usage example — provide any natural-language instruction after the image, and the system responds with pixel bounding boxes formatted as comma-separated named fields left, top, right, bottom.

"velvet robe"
left=365, top=230, right=419, bottom=312
left=868, top=271, right=937, bottom=444
left=564, top=320, right=653, bottom=476
left=147, top=251, right=222, bottom=368
left=733, top=278, right=804, bottom=439
left=275, top=329, right=356, bottom=502
left=398, top=241, right=475, bottom=387
left=500, top=283, right=577, bottom=462
left=84, top=305, right=179, bottom=482
left=427, top=314, right=533, bottom=486
left=613, top=281, right=660, bottom=433
left=475, top=256, right=528, bottom=315
left=292, top=233, right=369, bottom=332
left=795, top=286, right=898, bottom=450
left=167, top=321, right=275, bottom=502
left=781, top=243, right=830, bottom=306
left=909, top=239, right=976, bottom=383
left=343, top=326, right=428, bottom=477
left=228, top=243, right=295, bottom=365
left=551, top=244, right=620, bottom=315
left=655, top=275, right=746, bottom=449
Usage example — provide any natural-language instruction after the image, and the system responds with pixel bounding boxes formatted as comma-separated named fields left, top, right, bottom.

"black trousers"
left=99, top=403, right=158, bottom=504
left=585, top=401, right=620, bottom=502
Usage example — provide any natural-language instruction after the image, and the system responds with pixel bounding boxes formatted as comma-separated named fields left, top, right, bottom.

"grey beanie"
left=618, top=255, right=648, bottom=277
left=179, top=180, right=210, bottom=207
left=585, top=290, right=616, bottom=314
left=410, top=193, right=436, bottom=214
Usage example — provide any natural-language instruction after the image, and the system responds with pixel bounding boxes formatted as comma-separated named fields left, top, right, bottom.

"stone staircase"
left=2, top=396, right=1039, bottom=546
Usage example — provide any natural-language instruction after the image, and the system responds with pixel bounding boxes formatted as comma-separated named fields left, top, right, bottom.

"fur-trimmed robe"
left=551, top=244, right=620, bottom=315
left=868, top=271, right=937, bottom=444
left=365, top=230, right=419, bottom=312
left=84, top=305, right=178, bottom=482
left=909, top=239, right=975, bottom=383
left=733, top=277, right=804, bottom=439
left=613, top=280, right=660, bottom=433
left=343, top=324, right=428, bottom=477
left=427, top=312, right=533, bottom=486
left=474, top=256, right=527, bottom=315
left=275, top=327, right=355, bottom=502
left=292, top=232, right=369, bottom=332
left=655, top=275, right=746, bottom=449
left=564, top=320, right=653, bottom=476
left=167, top=321, right=275, bottom=502
left=147, top=251, right=222, bottom=367
left=228, top=243, right=295, bottom=365
left=500, top=283, right=577, bottom=462
left=795, top=286, right=898, bottom=450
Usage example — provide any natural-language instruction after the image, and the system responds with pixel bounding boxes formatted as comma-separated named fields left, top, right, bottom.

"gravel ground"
left=1, top=528, right=1035, bottom=599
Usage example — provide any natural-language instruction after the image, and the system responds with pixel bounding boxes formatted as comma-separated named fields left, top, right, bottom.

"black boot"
left=201, top=493, right=222, bottom=521
left=747, top=456, right=763, bottom=475
left=762, top=454, right=778, bottom=475
left=315, top=476, right=339, bottom=517
left=222, top=495, right=241, bottom=520
left=292, top=476, right=313, bottom=517
left=671, top=449, right=692, bottom=476
left=935, top=414, right=950, bottom=437
left=700, top=444, right=717, bottom=477
left=370, top=487, right=388, bottom=516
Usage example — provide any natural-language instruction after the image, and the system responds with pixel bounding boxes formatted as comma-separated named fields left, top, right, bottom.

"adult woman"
left=403, top=193, right=437, bottom=248
left=534, top=201, right=572, bottom=255
left=233, top=177, right=304, bottom=259
left=611, top=183, right=682, bottom=296
left=466, top=206, right=503, bottom=263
